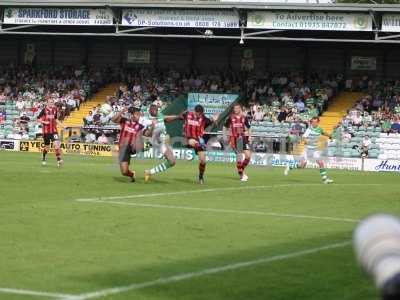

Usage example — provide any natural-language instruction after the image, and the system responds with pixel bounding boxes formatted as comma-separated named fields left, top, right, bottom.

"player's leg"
left=188, top=138, right=206, bottom=184
left=241, top=149, right=251, bottom=181
left=53, top=134, right=63, bottom=167
left=232, top=137, right=244, bottom=178
left=197, top=150, right=206, bottom=184
left=317, top=158, right=333, bottom=184
left=145, top=145, right=176, bottom=182
left=284, top=150, right=306, bottom=175
left=42, top=134, right=50, bottom=166
left=236, top=151, right=244, bottom=178
left=119, top=145, right=136, bottom=182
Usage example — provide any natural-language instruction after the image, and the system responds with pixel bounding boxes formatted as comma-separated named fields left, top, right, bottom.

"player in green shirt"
left=284, top=117, right=333, bottom=184
left=142, top=104, right=180, bottom=182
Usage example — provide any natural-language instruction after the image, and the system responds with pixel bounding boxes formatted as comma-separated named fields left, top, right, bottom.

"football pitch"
left=1, top=152, right=399, bottom=300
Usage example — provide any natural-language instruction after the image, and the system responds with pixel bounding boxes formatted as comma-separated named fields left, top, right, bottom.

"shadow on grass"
left=67, top=232, right=377, bottom=300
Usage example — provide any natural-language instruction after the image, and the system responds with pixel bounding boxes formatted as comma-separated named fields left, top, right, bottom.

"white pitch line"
left=63, top=241, right=351, bottom=300
left=76, top=199, right=359, bottom=223
left=75, top=183, right=382, bottom=202
left=0, top=287, right=75, bottom=299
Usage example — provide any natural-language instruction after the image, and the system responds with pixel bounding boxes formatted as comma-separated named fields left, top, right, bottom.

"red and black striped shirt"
left=225, top=114, right=250, bottom=138
left=38, top=107, right=58, bottom=135
left=183, top=111, right=212, bottom=140
left=119, top=118, right=144, bottom=146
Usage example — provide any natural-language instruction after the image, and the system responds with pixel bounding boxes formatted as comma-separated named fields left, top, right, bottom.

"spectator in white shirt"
left=16, top=99, right=25, bottom=111
left=85, top=132, right=96, bottom=143
left=153, top=97, right=163, bottom=108
left=97, top=133, right=109, bottom=144
left=253, top=106, right=265, bottom=121
left=361, top=135, right=371, bottom=157
left=84, top=111, right=94, bottom=125
left=352, top=111, right=363, bottom=127
left=132, top=82, right=141, bottom=93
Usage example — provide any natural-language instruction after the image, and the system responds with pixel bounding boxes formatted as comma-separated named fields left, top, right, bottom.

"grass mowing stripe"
left=0, top=287, right=75, bottom=298
left=74, top=183, right=383, bottom=202
left=64, top=241, right=351, bottom=300
left=76, top=199, right=359, bottom=223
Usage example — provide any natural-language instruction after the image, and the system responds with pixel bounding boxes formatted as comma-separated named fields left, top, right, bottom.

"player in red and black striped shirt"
left=38, top=99, right=64, bottom=167
left=180, top=105, right=218, bottom=184
left=224, top=103, right=252, bottom=182
left=112, top=106, right=153, bottom=182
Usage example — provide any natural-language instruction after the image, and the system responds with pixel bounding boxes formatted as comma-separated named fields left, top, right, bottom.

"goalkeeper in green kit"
left=141, top=104, right=180, bottom=182
left=284, top=117, right=334, bottom=184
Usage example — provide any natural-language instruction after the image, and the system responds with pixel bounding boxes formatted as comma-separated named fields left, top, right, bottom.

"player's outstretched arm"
left=164, top=115, right=180, bottom=123
left=178, top=111, right=188, bottom=120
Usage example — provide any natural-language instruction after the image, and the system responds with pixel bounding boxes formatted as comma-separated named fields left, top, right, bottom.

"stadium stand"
left=0, top=65, right=111, bottom=140
left=328, top=80, right=400, bottom=159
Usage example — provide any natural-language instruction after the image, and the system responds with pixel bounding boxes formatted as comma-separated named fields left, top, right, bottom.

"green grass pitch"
left=1, top=151, right=399, bottom=300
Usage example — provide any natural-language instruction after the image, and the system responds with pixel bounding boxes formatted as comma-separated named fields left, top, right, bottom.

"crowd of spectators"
left=330, top=78, right=400, bottom=157
left=5, top=64, right=400, bottom=158
left=78, top=70, right=341, bottom=147
left=0, top=64, right=112, bottom=140
left=243, top=72, right=339, bottom=124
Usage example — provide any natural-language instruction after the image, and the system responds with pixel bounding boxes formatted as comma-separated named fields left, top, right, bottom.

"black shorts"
left=186, top=138, right=206, bottom=154
left=231, top=136, right=250, bottom=153
left=43, top=133, right=59, bottom=146
left=119, top=144, right=137, bottom=163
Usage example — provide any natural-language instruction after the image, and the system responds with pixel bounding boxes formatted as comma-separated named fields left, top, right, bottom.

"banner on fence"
left=19, top=140, right=114, bottom=157
left=247, top=11, right=372, bottom=31
left=187, top=93, right=238, bottom=117
left=121, top=8, right=239, bottom=28
left=0, top=139, right=20, bottom=151
left=382, top=14, right=400, bottom=32
left=3, top=8, right=113, bottom=25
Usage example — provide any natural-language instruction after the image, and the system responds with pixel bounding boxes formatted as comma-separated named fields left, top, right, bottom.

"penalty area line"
left=0, top=287, right=75, bottom=299
left=62, top=241, right=351, bottom=300
left=74, top=183, right=382, bottom=202
left=75, top=199, right=360, bottom=223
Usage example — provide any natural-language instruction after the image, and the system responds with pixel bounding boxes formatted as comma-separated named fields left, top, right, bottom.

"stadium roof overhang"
left=1, top=0, right=400, bottom=12
left=2, top=1, right=400, bottom=44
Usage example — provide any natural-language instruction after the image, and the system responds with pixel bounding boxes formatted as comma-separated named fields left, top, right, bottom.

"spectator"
left=85, top=131, right=96, bottom=143
left=152, top=96, right=164, bottom=108
left=253, top=106, right=265, bottom=121
left=15, top=98, right=25, bottom=111
left=361, top=135, right=371, bottom=158
left=352, top=111, right=363, bottom=127
left=295, top=98, right=305, bottom=112
left=84, top=111, right=94, bottom=125
left=93, top=111, right=101, bottom=125
left=97, top=133, right=109, bottom=144
left=277, top=108, right=288, bottom=123
left=391, top=118, right=400, bottom=133
left=69, top=131, right=81, bottom=143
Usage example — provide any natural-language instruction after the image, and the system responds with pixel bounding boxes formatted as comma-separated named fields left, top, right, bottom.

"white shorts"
left=153, top=142, right=169, bottom=157
left=301, top=148, right=321, bottom=163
